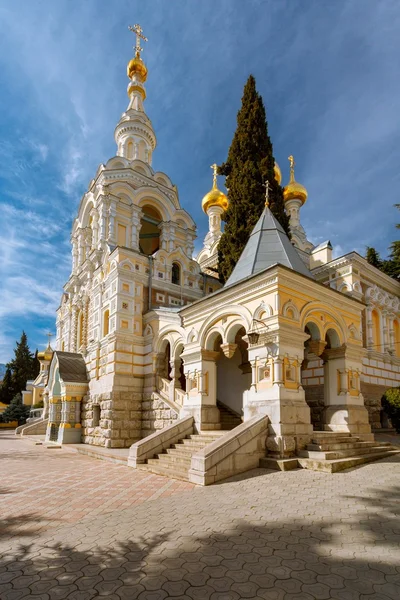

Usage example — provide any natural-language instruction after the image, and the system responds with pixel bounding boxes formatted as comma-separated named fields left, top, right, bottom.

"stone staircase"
left=217, top=402, right=242, bottom=430
left=138, top=431, right=228, bottom=481
left=297, top=432, right=400, bottom=473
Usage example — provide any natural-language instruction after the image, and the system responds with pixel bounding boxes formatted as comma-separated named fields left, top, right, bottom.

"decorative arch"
left=143, top=324, right=153, bottom=337
left=172, top=262, right=181, bottom=285
left=186, top=328, right=198, bottom=344
left=300, top=302, right=347, bottom=343
left=282, top=300, right=300, bottom=321
left=136, top=188, right=174, bottom=222
left=198, top=305, right=252, bottom=347
left=204, top=328, right=224, bottom=352
left=325, top=327, right=342, bottom=349
left=154, top=324, right=186, bottom=354
left=225, top=320, right=248, bottom=345
left=304, top=321, right=322, bottom=341
left=253, top=301, right=273, bottom=321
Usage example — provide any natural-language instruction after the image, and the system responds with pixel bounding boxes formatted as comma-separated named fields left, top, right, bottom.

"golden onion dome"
left=274, top=161, right=282, bottom=185
left=202, top=164, right=229, bottom=214
left=127, top=56, right=148, bottom=82
left=283, top=155, right=307, bottom=205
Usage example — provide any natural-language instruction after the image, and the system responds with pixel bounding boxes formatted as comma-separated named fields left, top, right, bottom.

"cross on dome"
left=128, top=24, right=148, bottom=58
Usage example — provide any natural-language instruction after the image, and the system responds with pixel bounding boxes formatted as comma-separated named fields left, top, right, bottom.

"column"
left=366, top=306, right=373, bottom=348
left=108, top=202, right=117, bottom=244
left=45, top=396, right=62, bottom=442
left=57, top=395, right=83, bottom=444
left=322, top=345, right=371, bottom=438
left=180, top=348, right=221, bottom=431
left=243, top=328, right=313, bottom=457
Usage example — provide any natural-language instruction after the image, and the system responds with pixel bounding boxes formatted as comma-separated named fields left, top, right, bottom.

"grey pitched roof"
left=225, top=207, right=314, bottom=287
left=56, top=352, right=88, bottom=383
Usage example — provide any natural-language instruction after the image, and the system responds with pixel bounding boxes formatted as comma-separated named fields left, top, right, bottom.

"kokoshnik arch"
left=21, top=25, right=400, bottom=481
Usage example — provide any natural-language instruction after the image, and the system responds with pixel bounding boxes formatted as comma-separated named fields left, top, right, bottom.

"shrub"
left=32, top=400, right=44, bottom=409
left=382, top=387, right=400, bottom=433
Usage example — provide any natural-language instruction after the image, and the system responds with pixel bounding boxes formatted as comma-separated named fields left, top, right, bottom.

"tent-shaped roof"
left=225, top=207, right=314, bottom=287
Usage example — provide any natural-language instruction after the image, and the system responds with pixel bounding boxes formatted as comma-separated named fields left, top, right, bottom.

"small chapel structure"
left=30, top=26, right=399, bottom=482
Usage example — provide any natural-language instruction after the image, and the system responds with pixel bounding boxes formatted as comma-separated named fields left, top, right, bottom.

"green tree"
left=0, top=367, right=13, bottom=405
left=1, top=393, right=30, bottom=425
left=0, top=332, right=37, bottom=404
left=366, top=206, right=400, bottom=281
left=217, top=75, right=290, bottom=283
left=365, top=246, right=383, bottom=269
left=382, top=387, right=400, bottom=433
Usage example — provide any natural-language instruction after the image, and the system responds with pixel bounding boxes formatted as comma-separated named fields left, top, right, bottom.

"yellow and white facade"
left=44, top=28, right=399, bottom=456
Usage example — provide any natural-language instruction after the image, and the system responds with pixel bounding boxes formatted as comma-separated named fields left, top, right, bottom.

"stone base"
left=81, top=390, right=142, bottom=448
left=181, top=405, right=221, bottom=432
left=361, top=382, right=393, bottom=430
left=57, top=426, right=82, bottom=444
left=141, top=394, right=179, bottom=438
left=323, top=404, right=372, bottom=436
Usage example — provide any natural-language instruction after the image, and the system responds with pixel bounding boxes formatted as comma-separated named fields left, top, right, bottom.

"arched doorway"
left=301, top=322, right=325, bottom=430
left=139, top=206, right=162, bottom=255
left=209, top=326, right=250, bottom=428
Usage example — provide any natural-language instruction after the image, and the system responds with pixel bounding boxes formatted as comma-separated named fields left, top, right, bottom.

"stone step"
left=179, top=439, right=217, bottom=449
left=156, top=454, right=192, bottom=467
left=298, top=449, right=400, bottom=473
left=311, top=436, right=358, bottom=446
left=299, top=444, right=393, bottom=460
left=138, top=463, right=189, bottom=481
left=166, top=446, right=197, bottom=457
left=307, top=440, right=383, bottom=452
left=311, top=432, right=353, bottom=440
left=189, top=434, right=226, bottom=442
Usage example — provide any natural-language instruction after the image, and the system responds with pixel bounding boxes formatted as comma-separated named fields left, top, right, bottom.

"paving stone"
left=186, top=585, right=216, bottom=599
left=301, top=582, right=331, bottom=599
left=183, top=572, right=210, bottom=587
left=116, top=584, right=145, bottom=600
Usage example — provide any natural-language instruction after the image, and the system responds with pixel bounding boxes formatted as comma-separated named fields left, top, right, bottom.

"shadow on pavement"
left=0, top=483, right=399, bottom=599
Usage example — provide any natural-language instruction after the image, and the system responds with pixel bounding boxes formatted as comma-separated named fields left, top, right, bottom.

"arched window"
left=103, top=309, right=110, bottom=337
left=394, top=320, right=400, bottom=357
left=139, top=205, right=161, bottom=255
left=77, top=311, right=84, bottom=348
left=372, top=309, right=381, bottom=352
left=127, top=140, right=134, bottom=160
left=172, top=262, right=181, bottom=285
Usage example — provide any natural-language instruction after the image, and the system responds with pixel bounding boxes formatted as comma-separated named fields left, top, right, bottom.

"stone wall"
left=81, top=391, right=142, bottom=448
left=141, top=393, right=179, bottom=438
left=303, top=384, right=324, bottom=430
left=361, top=381, right=392, bottom=430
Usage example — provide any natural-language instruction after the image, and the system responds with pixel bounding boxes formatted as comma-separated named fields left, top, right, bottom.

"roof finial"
left=263, top=180, right=270, bottom=207
left=46, top=332, right=54, bottom=351
left=288, top=155, right=295, bottom=183
left=128, top=23, right=148, bottom=58
left=211, top=163, right=218, bottom=190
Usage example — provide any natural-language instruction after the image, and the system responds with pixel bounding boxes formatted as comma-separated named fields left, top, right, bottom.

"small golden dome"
left=274, top=161, right=282, bottom=185
left=202, top=188, right=229, bottom=214
left=202, top=164, right=229, bottom=214
left=127, top=56, right=148, bottom=82
left=283, top=155, right=307, bottom=205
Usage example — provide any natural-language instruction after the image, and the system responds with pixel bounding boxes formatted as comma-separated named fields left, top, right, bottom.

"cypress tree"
left=217, top=75, right=290, bottom=283
left=0, top=367, right=13, bottom=405
left=3, top=332, right=36, bottom=401
left=366, top=246, right=383, bottom=269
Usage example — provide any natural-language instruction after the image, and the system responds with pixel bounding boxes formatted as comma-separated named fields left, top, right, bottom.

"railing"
left=156, top=376, right=186, bottom=407
left=157, top=376, right=170, bottom=400
left=174, top=388, right=186, bottom=406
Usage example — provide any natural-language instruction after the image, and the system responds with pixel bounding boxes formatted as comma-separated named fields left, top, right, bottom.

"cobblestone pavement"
left=1, top=431, right=400, bottom=600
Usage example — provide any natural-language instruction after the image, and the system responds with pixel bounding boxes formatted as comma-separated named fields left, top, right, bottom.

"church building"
left=36, top=26, right=399, bottom=483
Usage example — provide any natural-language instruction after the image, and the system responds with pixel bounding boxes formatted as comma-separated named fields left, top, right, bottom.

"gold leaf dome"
left=283, top=155, right=307, bottom=205
left=202, top=188, right=229, bottom=214
left=202, top=164, right=229, bottom=213
left=127, top=56, right=148, bottom=82
left=274, top=161, right=282, bottom=185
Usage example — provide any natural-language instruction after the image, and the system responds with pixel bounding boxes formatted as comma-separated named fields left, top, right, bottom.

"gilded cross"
left=263, top=180, right=270, bottom=206
left=288, top=155, right=295, bottom=182
left=128, top=24, right=148, bottom=58
left=47, top=332, right=53, bottom=347
left=210, top=163, right=218, bottom=188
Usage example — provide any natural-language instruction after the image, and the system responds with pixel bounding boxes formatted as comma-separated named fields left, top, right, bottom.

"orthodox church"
left=24, top=27, right=400, bottom=483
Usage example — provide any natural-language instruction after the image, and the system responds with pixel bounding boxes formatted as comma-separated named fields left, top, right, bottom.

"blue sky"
left=0, top=0, right=399, bottom=363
